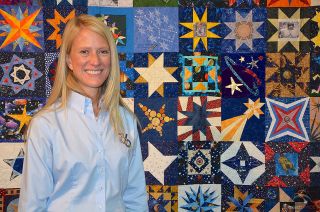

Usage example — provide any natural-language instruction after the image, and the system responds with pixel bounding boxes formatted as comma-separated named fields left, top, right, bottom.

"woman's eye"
left=80, top=50, right=89, bottom=55
left=99, top=50, right=110, bottom=55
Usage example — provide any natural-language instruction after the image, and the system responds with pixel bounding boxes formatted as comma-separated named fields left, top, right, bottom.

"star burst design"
left=180, top=8, right=220, bottom=51
left=227, top=186, right=264, bottom=211
left=224, top=10, right=263, bottom=50
left=180, top=186, right=219, bottom=211
left=0, top=54, right=43, bottom=94
left=0, top=7, right=42, bottom=51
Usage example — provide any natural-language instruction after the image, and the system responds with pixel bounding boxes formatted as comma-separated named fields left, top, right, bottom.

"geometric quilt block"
left=119, top=53, right=136, bottom=98
left=267, top=0, right=310, bottom=7
left=310, top=97, right=320, bottom=142
left=180, top=54, right=220, bottom=96
left=310, top=52, right=320, bottom=97
left=0, top=188, right=20, bottom=212
left=147, top=185, right=178, bottom=212
left=177, top=97, right=221, bottom=142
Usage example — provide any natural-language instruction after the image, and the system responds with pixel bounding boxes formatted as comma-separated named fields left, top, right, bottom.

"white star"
left=239, top=56, right=245, bottom=63
left=10, top=64, right=31, bottom=85
left=247, top=57, right=259, bottom=69
left=311, top=156, right=320, bottom=173
left=225, top=77, right=243, bottom=95
left=135, top=54, right=178, bottom=97
left=143, top=142, right=176, bottom=184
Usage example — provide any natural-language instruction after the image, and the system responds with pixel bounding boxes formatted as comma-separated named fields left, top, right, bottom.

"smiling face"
left=67, top=27, right=111, bottom=98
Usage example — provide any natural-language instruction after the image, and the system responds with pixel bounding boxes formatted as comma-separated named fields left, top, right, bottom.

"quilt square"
left=42, top=0, right=87, bottom=7
left=133, top=0, right=178, bottom=6
left=266, top=8, right=313, bottom=52
left=220, top=8, right=267, bottom=53
left=134, top=53, right=179, bottom=98
left=265, top=97, right=310, bottom=142
left=310, top=8, right=320, bottom=52
left=88, top=7, right=134, bottom=53
left=0, top=188, right=20, bottom=212
left=220, top=141, right=265, bottom=186
left=43, top=5, right=87, bottom=52
left=0, top=143, right=24, bottom=188
left=0, top=98, right=45, bottom=141
left=310, top=52, right=320, bottom=97
left=178, top=0, right=228, bottom=7
left=147, top=185, right=178, bottom=212
left=266, top=53, right=310, bottom=97
left=0, top=0, right=41, bottom=6
left=141, top=140, right=178, bottom=185
left=267, top=0, right=310, bottom=7
left=88, top=0, right=132, bottom=7
left=179, top=7, right=223, bottom=53
left=177, top=96, right=221, bottom=142
left=310, top=97, right=320, bottom=142
left=134, top=98, right=176, bottom=142
left=119, top=53, right=136, bottom=98
left=134, top=7, right=178, bottom=53
left=0, top=5, right=44, bottom=52
left=221, top=54, right=265, bottom=98
left=178, top=184, right=221, bottom=211
left=0, top=53, right=46, bottom=97
left=180, top=53, right=221, bottom=96
left=265, top=142, right=310, bottom=187
left=226, top=0, right=265, bottom=7
left=222, top=185, right=265, bottom=211
left=178, top=141, right=221, bottom=184
left=44, top=52, right=59, bottom=98
left=221, top=97, right=265, bottom=142
left=309, top=143, right=320, bottom=186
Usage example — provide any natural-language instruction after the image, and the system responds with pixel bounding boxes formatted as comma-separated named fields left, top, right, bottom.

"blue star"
left=3, top=148, right=24, bottom=180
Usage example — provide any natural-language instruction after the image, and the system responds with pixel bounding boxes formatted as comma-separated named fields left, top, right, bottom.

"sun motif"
left=180, top=8, right=220, bottom=51
left=224, top=11, right=263, bottom=50
left=268, top=9, right=309, bottom=51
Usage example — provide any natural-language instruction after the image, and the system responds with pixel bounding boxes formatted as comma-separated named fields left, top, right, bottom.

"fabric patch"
left=88, top=0, right=132, bottom=6
left=178, top=0, right=227, bottom=7
left=135, top=98, right=176, bottom=141
left=266, top=8, right=312, bottom=52
left=0, top=53, right=45, bottom=97
left=133, top=0, right=178, bottom=6
left=142, top=141, right=178, bottom=185
left=310, top=97, right=320, bottom=142
left=180, top=53, right=221, bottom=96
left=267, top=0, right=310, bottom=7
left=0, top=98, right=45, bottom=141
left=0, top=0, right=40, bottom=6
left=222, top=185, right=265, bottom=211
left=134, top=53, right=179, bottom=98
left=177, top=96, right=221, bottom=142
left=227, top=0, right=264, bottom=7
left=221, top=98, right=265, bottom=142
left=178, top=141, right=220, bottom=184
left=122, top=98, right=134, bottom=113
left=42, top=0, right=87, bottom=7
left=0, top=188, right=20, bottom=212
left=310, top=52, right=320, bottom=96
left=88, top=7, right=133, bottom=53
left=119, top=53, right=136, bottom=98
left=0, top=143, right=24, bottom=188
left=43, top=5, right=87, bottom=52
left=220, top=141, right=265, bottom=185
left=134, top=7, right=178, bottom=52
left=264, top=142, right=310, bottom=187
left=178, top=184, right=221, bottom=211
left=310, top=8, right=320, bottom=52
left=0, top=5, right=44, bottom=52
left=220, top=8, right=266, bottom=53
left=309, top=143, right=320, bottom=186
left=147, top=185, right=178, bottom=212
left=44, top=52, right=58, bottom=98
left=265, top=97, right=310, bottom=142
left=221, top=54, right=265, bottom=98
left=265, top=187, right=296, bottom=211
left=179, top=7, right=222, bottom=53
left=266, top=53, right=310, bottom=97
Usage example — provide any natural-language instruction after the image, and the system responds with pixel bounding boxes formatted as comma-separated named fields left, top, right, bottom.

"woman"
left=18, top=14, right=148, bottom=211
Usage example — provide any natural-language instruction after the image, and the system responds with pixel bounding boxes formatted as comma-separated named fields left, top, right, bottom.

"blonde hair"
left=42, top=14, right=130, bottom=135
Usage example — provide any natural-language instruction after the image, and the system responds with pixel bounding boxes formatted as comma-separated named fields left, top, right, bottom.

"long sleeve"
left=123, top=123, right=148, bottom=211
left=18, top=116, right=54, bottom=212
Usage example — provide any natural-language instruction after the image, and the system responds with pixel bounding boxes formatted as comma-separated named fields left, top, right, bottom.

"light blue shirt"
left=18, top=91, right=148, bottom=212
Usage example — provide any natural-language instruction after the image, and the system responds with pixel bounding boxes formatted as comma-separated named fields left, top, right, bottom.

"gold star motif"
left=10, top=64, right=31, bottom=85
left=227, top=186, right=264, bottom=211
left=180, top=8, right=220, bottom=51
left=138, top=103, right=174, bottom=136
left=7, top=105, right=31, bottom=133
left=225, top=77, right=243, bottom=95
left=244, top=98, right=264, bottom=119
left=0, top=8, right=42, bottom=49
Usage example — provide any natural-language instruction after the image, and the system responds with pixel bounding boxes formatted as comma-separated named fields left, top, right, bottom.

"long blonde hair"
left=42, top=14, right=129, bottom=135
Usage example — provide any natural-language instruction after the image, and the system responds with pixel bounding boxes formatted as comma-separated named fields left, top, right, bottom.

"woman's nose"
left=89, top=53, right=100, bottom=66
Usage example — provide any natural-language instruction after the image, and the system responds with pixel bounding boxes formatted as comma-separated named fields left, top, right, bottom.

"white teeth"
left=86, top=70, right=101, bottom=75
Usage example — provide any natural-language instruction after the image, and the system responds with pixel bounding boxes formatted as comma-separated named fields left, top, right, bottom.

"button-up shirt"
left=18, top=91, right=148, bottom=212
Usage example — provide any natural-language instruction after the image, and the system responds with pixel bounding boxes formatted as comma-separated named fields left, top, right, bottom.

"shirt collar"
left=67, top=91, right=94, bottom=115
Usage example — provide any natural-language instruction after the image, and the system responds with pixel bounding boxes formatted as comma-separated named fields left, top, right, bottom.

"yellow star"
left=138, top=103, right=174, bottom=136
left=312, top=32, right=320, bottom=48
left=312, top=11, right=320, bottom=27
left=135, top=53, right=178, bottom=97
left=180, top=8, right=220, bottom=51
left=244, top=98, right=264, bottom=119
left=7, top=105, right=32, bottom=133
left=0, top=8, right=42, bottom=49
left=47, top=10, right=75, bottom=49
left=225, top=77, right=243, bottom=95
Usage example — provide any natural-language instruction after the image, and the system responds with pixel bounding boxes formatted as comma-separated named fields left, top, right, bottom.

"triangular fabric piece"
left=266, top=176, right=287, bottom=187
left=288, top=142, right=308, bottom=153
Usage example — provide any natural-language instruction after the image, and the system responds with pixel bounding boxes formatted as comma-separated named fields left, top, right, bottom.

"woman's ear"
left=66, top=54, right=73, bottom=71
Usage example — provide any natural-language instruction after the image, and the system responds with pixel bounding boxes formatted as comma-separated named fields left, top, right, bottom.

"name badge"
left=119, top=133, right=131, bottom=148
